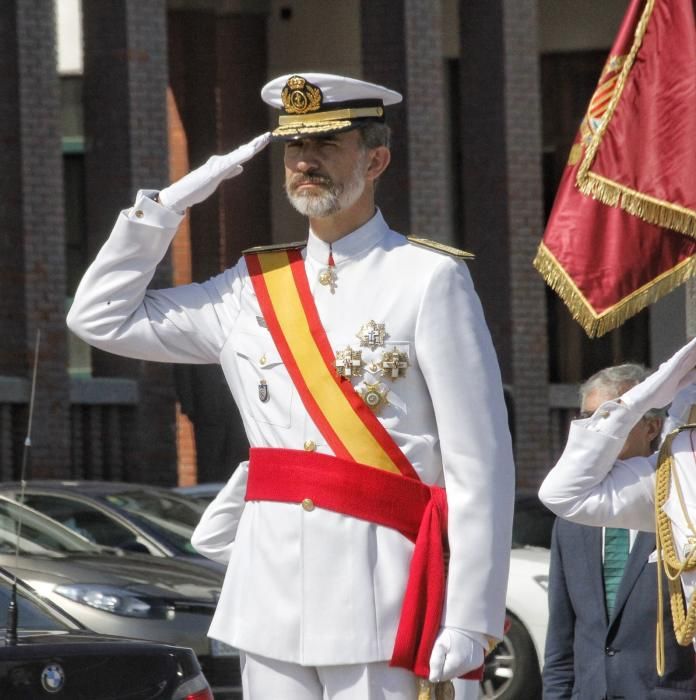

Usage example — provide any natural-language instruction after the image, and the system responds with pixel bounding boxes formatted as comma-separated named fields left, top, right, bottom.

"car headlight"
left=54, top=584, right=176, bottom=619
left=533, top=574, right=549, bottom=591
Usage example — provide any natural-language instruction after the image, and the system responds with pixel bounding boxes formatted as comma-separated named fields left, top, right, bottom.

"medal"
left=318, top=248, right=337, bottom=292
left=380, top=346, right=409, bottom=379
left=357, top=320, right=387, bottom=350
left=358, top=382, right=389, bottom=412
left=335, top=347, right=363, bottom=378
left=318, top=267, right=337, bottom=292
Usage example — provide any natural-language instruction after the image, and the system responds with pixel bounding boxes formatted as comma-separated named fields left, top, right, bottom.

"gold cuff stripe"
left=533, top=241, right=696, bottom=338
left=278, top=106, right=384, bottom=125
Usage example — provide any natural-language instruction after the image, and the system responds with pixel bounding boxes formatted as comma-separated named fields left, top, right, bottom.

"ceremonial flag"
left=534, top=0, right=696, bottom=337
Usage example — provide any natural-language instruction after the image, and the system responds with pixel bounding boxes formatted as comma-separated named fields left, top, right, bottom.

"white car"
left=480, top=493, right=553, bottom=699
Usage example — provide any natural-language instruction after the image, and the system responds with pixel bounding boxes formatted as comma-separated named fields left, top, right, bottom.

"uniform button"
left=301, top=498, right=314, bottom=512
left=599, top=410, right=610, bottom=418
left=134, top=210, right=144, bottom=218
left=303, top=440, right=316, bottom=452
left=605, top=646, right=616, bottom=656
left=259, top=354, right=267, bottom=366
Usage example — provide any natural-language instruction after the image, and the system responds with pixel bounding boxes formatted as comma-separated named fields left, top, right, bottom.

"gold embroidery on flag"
left=574, top=0, right=696, bottom=239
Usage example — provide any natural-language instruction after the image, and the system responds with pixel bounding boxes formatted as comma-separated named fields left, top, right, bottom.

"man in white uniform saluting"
left=67, top=72, right=514, bottom=699
left=539, top=336, right=696, bottom=661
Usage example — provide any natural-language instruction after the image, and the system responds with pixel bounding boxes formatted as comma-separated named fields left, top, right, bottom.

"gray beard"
left=285, top=157, right=367, bottom=218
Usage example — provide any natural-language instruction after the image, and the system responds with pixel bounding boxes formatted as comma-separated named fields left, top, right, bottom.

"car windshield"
left=104, top=491, right=205, bottom=554
left=0, top=575, right=70, bottom=632
left=0, top=500, right=100, bottom=556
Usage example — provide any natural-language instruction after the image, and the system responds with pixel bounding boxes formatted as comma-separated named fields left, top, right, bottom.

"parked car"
left=0, top=565, right=213, bottom=699
left=480, top=492, right=554, bottom=700
left=173, top=482, right=226, bottom=507
left=0, top=495, right=240, bottom=699
left=0, top=480, right=223, bottom=572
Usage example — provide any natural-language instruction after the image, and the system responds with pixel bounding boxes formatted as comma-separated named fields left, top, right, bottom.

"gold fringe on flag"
left=578, top=174, right=696, bottom=239
left=575, top=0, right=696, bottom=239
left=533, top=242, right=696, bottom=338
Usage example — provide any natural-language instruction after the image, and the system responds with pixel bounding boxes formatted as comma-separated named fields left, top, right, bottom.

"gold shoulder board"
left=406, top=236, right=474, bottom=261
left=242, top=241, right=306, bottom=254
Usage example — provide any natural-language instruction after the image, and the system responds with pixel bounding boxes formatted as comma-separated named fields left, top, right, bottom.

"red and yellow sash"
left=245, top=248, right=418, bottom=480
left=243, top=248, right=484, bottom=681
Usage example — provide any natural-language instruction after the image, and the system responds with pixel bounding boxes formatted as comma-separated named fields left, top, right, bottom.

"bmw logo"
left=41, top=663, right=65, bottom=693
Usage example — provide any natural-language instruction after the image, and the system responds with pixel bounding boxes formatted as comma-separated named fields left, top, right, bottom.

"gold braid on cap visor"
left=272, top=106, right=384, bottom=137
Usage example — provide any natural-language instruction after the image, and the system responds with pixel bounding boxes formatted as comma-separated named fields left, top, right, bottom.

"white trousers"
left=240, top=653, right=480, bottom=700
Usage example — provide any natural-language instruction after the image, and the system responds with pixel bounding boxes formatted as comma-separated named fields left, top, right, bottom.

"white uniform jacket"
left=538, top=336, right=696, bottom=610
left=67, top=193, right=515, bottom=665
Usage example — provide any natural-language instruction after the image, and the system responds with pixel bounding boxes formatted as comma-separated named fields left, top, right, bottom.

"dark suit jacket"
left=543, top=518, right=696, bottom=699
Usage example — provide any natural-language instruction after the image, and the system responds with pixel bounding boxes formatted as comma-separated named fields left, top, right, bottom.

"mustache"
left=288, top=173, right=333, bottom=189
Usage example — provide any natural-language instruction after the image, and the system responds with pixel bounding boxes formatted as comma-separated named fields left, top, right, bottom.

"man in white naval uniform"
left=539, top=337, right=696, bottom=645
left=67, top=73, right=515, bottom=699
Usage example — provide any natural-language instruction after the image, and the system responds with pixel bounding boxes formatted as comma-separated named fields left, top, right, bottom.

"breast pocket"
left=229, top=332, right=293, bottom=428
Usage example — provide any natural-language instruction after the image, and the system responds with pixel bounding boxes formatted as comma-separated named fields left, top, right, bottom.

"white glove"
left=158, top=132, right=271, bottom=213
left=660, top=382, right=696, bottom=439
left=621, top=336, right=696, bottom=416
left=428, top=627, right=485, bottom=682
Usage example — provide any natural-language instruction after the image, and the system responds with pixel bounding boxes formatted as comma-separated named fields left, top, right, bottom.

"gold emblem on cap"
left=281, top=75, right=323, bottom=115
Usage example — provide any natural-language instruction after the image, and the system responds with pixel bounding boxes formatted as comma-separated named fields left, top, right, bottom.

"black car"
left=0, top=567, right=213, bottom=699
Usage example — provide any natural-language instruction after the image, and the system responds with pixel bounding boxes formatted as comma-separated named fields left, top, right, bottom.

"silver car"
left=0, top=495, right=240, bottom=699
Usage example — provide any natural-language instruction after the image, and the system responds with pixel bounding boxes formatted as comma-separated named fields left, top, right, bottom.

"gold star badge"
left=356, top=320, right=387, bottom=350
left=335, top=347, right=363, bottom=378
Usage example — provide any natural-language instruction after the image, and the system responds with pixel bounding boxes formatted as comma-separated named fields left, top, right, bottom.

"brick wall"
left=11, top=0, right=70, bottom=475
left=0, top=3, right=26, bottom=379
left=404, top=0, right=451, bottom=243
left=503, top=0, right=550, bottom=486
left=360, top=0, right=410, bottom=236
left=82, top=0, right=177, bottom=484
left=458, top=0, right=550, bottom=484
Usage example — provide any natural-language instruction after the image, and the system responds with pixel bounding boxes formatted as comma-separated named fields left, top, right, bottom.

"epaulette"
left=406, top=236, right=474, bottom=260
left=242, top=241, right=306, bottom=254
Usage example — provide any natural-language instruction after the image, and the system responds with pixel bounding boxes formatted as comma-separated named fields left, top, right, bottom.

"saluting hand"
left=158, top=132, right=271, bottom=213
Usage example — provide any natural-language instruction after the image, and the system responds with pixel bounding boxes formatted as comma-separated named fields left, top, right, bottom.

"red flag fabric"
left=534, top=0, right=696, bottom=337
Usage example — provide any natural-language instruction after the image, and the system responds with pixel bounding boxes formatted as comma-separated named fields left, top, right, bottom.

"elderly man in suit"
left=543, top=363, right=696, bottom=700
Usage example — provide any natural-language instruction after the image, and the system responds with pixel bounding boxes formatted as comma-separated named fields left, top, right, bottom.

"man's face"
left=283, top=129, right=370, bottom=218
left=582, top=386, right=662, bottom=459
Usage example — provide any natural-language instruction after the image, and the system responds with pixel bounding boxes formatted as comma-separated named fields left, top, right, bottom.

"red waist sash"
left=245, top=447, right=483, bottom=680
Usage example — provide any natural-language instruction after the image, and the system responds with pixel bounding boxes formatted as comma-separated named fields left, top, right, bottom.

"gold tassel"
left=533, top=243, right=696, bottom=338
left=416, top=679, right=455, bottom=700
